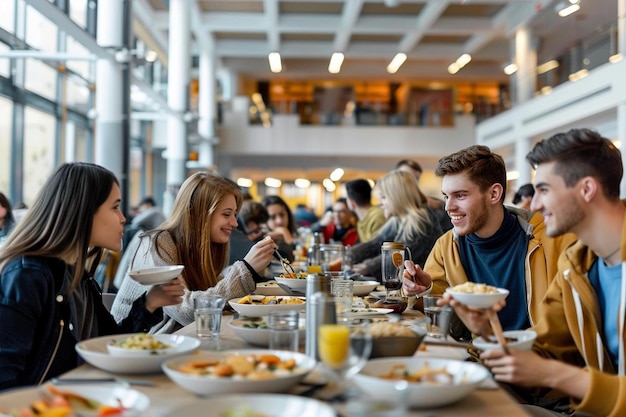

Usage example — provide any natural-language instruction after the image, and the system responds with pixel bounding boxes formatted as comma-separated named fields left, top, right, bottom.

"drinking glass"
left=331, top=278, right=354, bottom=321
left=194, top=295, right=226, bottom=339
left=381, top=242, right=411, bottom=301
left=423, top=295, right=453, bottom=340
left=318, top=323, right=372, bottom=397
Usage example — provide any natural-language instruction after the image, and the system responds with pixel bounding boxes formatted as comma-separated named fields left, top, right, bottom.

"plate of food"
left=0, top=383, right=149, bottom=417
left=445, top=282, right=509, bottom=308
left=162, top=349, right=316, bottom=396
left=228, top=316, right=306, bottom=347
left=345, top=307, right=394, bottom=317
left=127, top=265, right=184, bottom=286
left=254, top=280, right=288, bottom=296
left=162, top=394, right=336, bottom=417
left=229, top=295, right=305, bottom=317
left=106, top=333, right=178, bottom=357
left=274, top=275, right=308, bottom=291
left=76, top=333, right=201, bottom=374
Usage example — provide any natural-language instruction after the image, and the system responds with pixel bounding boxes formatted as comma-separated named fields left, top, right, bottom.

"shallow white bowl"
left=106, top=334, right=179, bottom=357
left=76, top=333, right=200, bottom=374
left=128, top=265, right=184, bottom=286
left=254, top=280, right=288, bottom=296
left=353, top=280, right=380, bottom=296
left=162, top=349, right=316, bottom=396
left=472, top=330, right=537, bottom=351
left=274, top=276, right=308, bottom=291
left=227, top=316, right=306, bottom=347
left=228, top=296, right=305, bottom=318
left=0, top=383, right=150, bottom=414
left=445, top=287, right=509, bottom=308
left=352, top=357, right=490, bottom=408
left=162, top=394, right=335, bottom=417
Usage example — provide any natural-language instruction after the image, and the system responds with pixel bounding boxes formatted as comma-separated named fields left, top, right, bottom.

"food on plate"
left=2, top=385, right=127, bottom=417
left=220, top=406, right=270, bottom=417
left=278, top=272, right=308, bottom=279
left=369, top=322, right=417, bottom=338
left=242, top=321, right=269, bottom=329
left=176, top=353, right=299, bottom=380
left=378, top=362, right=455, bottom=384
left=237, top=295, right=304, bottom=305
left=108, top=333, right=171, bottom=351
left=448, top=282, right=498, bottom=294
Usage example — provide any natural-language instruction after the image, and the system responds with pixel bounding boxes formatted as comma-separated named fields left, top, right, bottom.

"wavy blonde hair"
left=149, top=172, right=243, bottom=291
left=375, top=169, right=430, bottom=242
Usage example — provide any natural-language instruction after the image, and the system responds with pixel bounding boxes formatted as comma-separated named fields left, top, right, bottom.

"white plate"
left=445, top=287, right=509, bottom=308
left=76, top=333, right=200, bottom=374
left=274, top=276, right=308, bottom=291
left=162, top=393, right=336, bottom=417
left=472, top=330, right=537, bottom=351
left=0, top=383, right=149, bottom=415
left=228, top=316, right=306, bottom=347
left=128, top=265, right=184, bottom=286
left=162, top=349, right=316, bottom=396
left=229, top=296, right=306, bottom=318
left=346, top=307, right=394, bottom=317
left=353, top=357, right=490, bottom=408
left=106, top=334, right=179, bottom=357
left=254, top=280, right=288, bottom=296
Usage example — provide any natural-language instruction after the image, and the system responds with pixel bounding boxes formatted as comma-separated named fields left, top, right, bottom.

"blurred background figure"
left=0, top=192, right=15, bottom=244
left=293, top=203, right=318, bottom=228
left=512, top=183, right=535, bottom=211
left=345, top=178, right=386, bottom=243
left=312, top=198, right=359, bottom=246
left=123, top=196, right=166, bottom=250
left=262, top=195, right=299, bottom=248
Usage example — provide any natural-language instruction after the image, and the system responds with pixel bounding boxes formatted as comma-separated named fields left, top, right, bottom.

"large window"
left=0, top=97, right=13, bottom=195
left=0, top=43, right=10, bottom=78
left=0, top=0, right=15, bottom=34
left=24, top=60, right=57, bottom=101
left=25, top=7, right=58, bottom=52
left=23, top=106, right=56, bottom=206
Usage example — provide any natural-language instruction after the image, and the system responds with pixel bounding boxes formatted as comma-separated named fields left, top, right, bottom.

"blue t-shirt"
left=458, top=207, right=531, bottom=330
left=588, top=259, right=621, bottom=367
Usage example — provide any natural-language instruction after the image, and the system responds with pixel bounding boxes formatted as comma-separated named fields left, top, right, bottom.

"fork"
left=274, top=248, right=296, bottom=275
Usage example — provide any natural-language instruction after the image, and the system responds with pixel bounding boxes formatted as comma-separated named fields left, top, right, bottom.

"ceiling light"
left=568, top=69, right=589, bottom=82
left=268, top=52, right=282, bottom=73
left=503, top=63, right=518, bottom=75
left=540, top=86, right=553, bottom=95
left=328, top=52, right=344, bottom=74
left=457, top=53, right=472, bottom=67
left=447, top=62, right=460, bottom=74
left=237, top=178, right=253, bottom=188
left=264, top=177, right=282, bottom=188
left=609, top=53, right=623, bottom=63
left=322, top=178, right=336, bottom=192
left=386, top=53, right=407, bottom=74
left=556, top=0, right=581, bottom=17
left=329, top=168, right=344, bottom=181
left=294, top=178, right=311, bottom=188
left=537, top=59, right=559, bottom=74
left=506, top=171, right=520, bottom=181
left=145, top=50, right=158, bottom=63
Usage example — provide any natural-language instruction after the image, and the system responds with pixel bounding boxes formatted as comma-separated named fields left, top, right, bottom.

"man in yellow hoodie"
left=480, top=128, right=626, bottom=416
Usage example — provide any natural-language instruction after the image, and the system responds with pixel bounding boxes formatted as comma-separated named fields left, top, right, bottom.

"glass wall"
left=23, top=106, right=55, bottom=206
left=0, top=97, right=13, bottom=195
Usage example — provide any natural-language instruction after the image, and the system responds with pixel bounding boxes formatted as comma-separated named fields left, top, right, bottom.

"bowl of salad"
left=227, top=316, right=306, bottom=347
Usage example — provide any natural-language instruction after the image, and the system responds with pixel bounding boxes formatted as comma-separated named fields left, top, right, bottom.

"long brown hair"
left=0, top=163, right=118, bottom=291
left=149, top=172, right=243, bottom=290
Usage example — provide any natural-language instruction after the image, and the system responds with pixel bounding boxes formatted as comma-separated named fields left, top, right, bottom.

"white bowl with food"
left=446, top=282, right=509, bottom=308
left=76, top=333, right=200, bottom=374
left=228, top=295, right=305, bottom=318
left=162, top=394, right=335, bottom=417
left=472, top=330, right=537, bottom=351
left=352, top=357, right=490, bottom=408
left=162, top=349, right=316, bottom=396
left=106, top=333, right=178, bottom=357
left=227, top=316, right=306, bottom=347
left=254, top=280, right=288, bottom=296
left=128, top=265, right=184, bottom=286
left=274, top=276, right=308, bottom=291
left=353, top=280, right=380, bottom=296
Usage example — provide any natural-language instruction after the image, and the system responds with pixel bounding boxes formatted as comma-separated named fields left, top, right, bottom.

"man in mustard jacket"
left=402, top=145, right=575, bottom=333
left=480, top=128, right=626, bottom=417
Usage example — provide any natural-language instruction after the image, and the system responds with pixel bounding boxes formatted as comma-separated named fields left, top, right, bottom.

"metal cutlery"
left=51, top=377, right=156, bottom=387
left=273, top=248, right=296, bottom=276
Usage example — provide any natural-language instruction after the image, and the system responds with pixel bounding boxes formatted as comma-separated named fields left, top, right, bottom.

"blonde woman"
left=350, top=170, right=444, bottom=280
left=112, top=172, right=275, bottom=334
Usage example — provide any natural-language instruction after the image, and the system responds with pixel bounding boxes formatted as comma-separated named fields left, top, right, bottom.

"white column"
left=164, top=0, right=191, bottom=214
left=64, top=121, right=76, bottom=162
left=515, top=136, right=532, bottom=186
left=513, top=26, right=537, bottom=104
left=197, top=44, right=216, bottom=169
left=95, top=0, right=124, bottom=178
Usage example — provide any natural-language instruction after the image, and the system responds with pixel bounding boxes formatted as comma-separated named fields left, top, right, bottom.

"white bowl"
left=0, top=383, right=150, bottom=413
left=274, top=276, right=308, bottom=291
left=162, top=349, right=316, bottom=396
left=162, top=394, right=336, bottom=417
left=254, top=280, right=288, bottom=296
left=227, top=316, right=306, bottom=347
left=76, top=333, right=200, bottom=374
left=352, top=357, right=490, bottom=408
left=106, top=334, right=179, bottom=357
left=445, top=287, right=509, bottom=308
left=472, top=330, right=537, bottom=351
left=229, top=296, right=305, bottom=318
left=128, top=265, right=184, bottom=286
left=353, top=280, right=380, bottom=296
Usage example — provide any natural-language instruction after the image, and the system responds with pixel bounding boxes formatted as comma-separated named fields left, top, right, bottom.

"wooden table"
left=58, top=311, right=531, bottom=417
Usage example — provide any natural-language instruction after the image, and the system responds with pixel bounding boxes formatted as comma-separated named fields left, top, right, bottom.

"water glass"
left=331, top=279, right=354, bottom=320
left=346, top=380, right=409, bottom=417
left=423, top=295, right=453, bottom=339
left=194, top=295, right=226, bottom=339
left=268, top=310, right=300, bottom=351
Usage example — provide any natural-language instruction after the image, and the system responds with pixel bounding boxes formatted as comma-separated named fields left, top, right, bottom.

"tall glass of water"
left=194, top=295, right=226, bottom=339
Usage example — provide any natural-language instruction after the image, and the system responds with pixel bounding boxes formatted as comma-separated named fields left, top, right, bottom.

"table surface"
left=53, top=307, right=532, bottom=417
